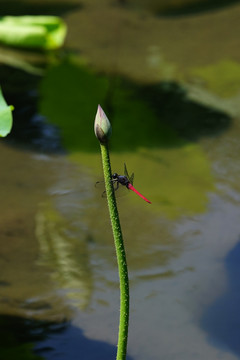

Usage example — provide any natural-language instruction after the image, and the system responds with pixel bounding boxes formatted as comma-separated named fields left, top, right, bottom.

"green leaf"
left=0, top=88, right=13, bottom=137
left=0, top=16, right=67, bottom=49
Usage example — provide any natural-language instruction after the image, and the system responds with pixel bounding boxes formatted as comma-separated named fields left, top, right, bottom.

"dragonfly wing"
left=98, top=180, right=118, bottom=197
left=129, top=172, right=134, bottom=185
left=124, top=163, right=132, bottom=181
left=124, top=163, right=134, bottom=185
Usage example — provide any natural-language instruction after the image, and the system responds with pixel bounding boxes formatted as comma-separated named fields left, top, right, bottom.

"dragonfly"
left=96, top=163, right=151, bottom=204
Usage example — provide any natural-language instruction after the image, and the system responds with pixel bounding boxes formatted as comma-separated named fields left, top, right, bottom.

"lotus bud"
left=94, top=105, right=112, bottom=144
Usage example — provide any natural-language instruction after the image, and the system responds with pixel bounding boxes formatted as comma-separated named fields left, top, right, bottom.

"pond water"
left=1, top=1, right=240, bottom=360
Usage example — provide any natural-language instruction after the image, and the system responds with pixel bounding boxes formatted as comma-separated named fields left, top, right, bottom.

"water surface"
left=1, top=1, right=240, bottom=359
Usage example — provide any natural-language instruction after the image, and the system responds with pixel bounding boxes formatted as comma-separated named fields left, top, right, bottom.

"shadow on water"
left=142, top=0, right=240, bottom=17
left=0, top=314, right=133, bottom=360
left=0, top=59, right=231, bottom=153
left=138, top=81, right=231, bottom=141
left=200, top=241, right=240, bottom=357
left=0, top=0, right=82, bottom=16
left=38, top=61, right=231, bottom=153
left=0, top=65, right=64, bottom=153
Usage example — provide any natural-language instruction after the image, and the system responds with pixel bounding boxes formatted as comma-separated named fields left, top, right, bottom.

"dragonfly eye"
left=112, top=173, right=118, bottom=179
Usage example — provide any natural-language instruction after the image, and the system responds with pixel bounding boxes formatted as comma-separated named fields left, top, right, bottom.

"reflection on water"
left=0, top=143, right=73, bottom=320
left=36, top=201, right=93, bottom=310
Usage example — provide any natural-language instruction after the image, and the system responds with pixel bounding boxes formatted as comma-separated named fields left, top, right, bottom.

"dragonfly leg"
left=111, top=179, right=120, bottom=192
left=100, top=179, right=119, bottom=197
left=115, top=181, right=119, bottom=191
left=95, top=181, right=101, bottom=188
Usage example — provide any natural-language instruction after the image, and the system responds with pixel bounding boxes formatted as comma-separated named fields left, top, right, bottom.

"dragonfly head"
left=112, top=173, right=118, bottom=180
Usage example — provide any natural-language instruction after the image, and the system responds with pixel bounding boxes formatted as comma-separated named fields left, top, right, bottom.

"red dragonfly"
left=97, top=163, right=151, bottom=204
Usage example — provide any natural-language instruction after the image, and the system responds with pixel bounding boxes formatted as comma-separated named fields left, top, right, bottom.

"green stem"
left=100, top=143, right=129, bottom=360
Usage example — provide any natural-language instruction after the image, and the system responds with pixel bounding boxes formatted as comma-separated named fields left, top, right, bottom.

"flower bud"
left=94, top=105, right=112, bottom=144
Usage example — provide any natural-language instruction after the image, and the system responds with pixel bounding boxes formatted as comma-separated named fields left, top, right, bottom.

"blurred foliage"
left=0, top=16, right=67, bottom=49
left=0, top=87, right=13, bottom=137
